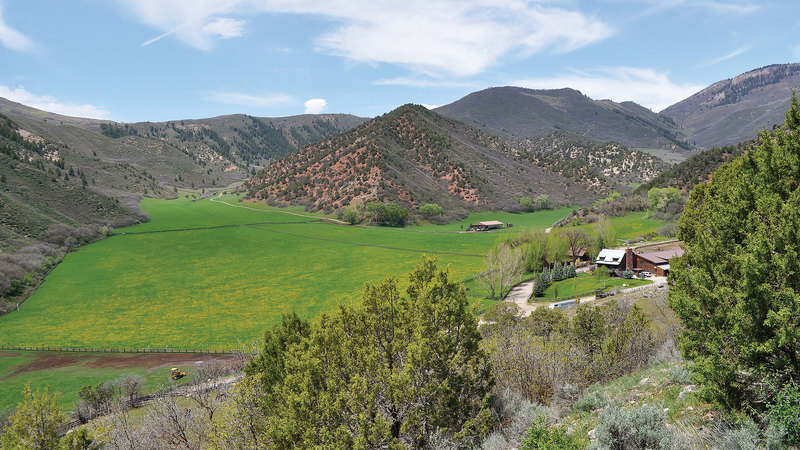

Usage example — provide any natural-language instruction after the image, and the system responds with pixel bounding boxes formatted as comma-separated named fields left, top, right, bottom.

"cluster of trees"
left=519, top=194, right=551, bottom=212
left=340, top=201, right=410, bottom=227
left=483, top=299, right=656, bottom=405
left=670, top=95, right=800, bottom=422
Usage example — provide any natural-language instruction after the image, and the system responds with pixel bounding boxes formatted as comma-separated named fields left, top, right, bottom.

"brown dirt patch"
left=1, top=351, right=237, bottom=381
left=83, top=353, right=236, bottom=370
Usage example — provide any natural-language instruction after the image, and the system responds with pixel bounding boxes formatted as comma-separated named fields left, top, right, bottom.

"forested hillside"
left=663, top=63, right=800, bottom=148
left=245, top=104, right=668, bottom=218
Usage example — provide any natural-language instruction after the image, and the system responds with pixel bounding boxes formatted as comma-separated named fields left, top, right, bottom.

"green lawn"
left=0, top=196, right=569, bottom=350
left=534, top=273, right=652, bottom=301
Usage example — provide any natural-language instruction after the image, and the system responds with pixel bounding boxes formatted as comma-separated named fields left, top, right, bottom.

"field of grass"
left=0, top=196, right=569, bottom=350
left=534, top=273, right=652, bottom=301
left=568, top=211, right=671, bottom=242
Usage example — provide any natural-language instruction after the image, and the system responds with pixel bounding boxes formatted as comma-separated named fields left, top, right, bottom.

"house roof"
left=473, top=221, right=504, bottom=226
left=595, top=249, right=626, bottom=265
left=636, top=248, right=684, bottom=265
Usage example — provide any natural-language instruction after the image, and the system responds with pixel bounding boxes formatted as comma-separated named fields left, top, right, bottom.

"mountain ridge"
left=662, top=63, right=800, bottom=148
left=435, top=86, right=692, bottom=154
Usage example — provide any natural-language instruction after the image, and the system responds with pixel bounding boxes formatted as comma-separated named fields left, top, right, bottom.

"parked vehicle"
left=640, top=271, right=652, bottom=277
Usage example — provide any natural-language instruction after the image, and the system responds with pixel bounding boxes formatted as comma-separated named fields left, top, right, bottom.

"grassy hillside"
left=0, top=196, right=572, bottom=350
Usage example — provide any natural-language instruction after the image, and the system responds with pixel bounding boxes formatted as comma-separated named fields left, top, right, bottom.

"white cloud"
left=304, top=98, right=327, bottom=114
left=373, top=77, right=479, bottom=88
left=697, top=46, right=751, bottom=68
left=121, top=0, right=244, bottom=49
left=202, top=18, right=245, bottom=39
left=209, top=91, right=292, bottom=107
left=119, top=0, right=613, bottom=77
left=0, top=5, right=34, bottom=52
left=0, top=85, right=111, bottom=119
left=512, top=67, right=705, bottom=112
left=693, top=1, right=759, bottom=15
left=421, top=104, right=441, bottom=110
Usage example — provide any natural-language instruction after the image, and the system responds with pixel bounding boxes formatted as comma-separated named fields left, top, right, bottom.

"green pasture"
left=0, top=351, right=190, bottom=412
left=534, top=273, right=653, bottom=301
left=414, top=207, right=575, bottom=232
left=0, top=196, right=568, bottom=350
left=568, top=211, right=671, bottom=242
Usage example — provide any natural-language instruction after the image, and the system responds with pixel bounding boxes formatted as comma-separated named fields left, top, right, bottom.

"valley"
left=2, top=58, right=800, bottom=447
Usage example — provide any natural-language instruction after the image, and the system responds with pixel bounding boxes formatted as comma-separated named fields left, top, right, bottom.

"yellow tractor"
left=170, top=367, right=187, bottom=380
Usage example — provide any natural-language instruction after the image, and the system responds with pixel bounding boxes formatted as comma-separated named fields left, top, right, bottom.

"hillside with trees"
left=662, top=63, right=800, bottom=148
left=244, top=104, right=668, bottom=219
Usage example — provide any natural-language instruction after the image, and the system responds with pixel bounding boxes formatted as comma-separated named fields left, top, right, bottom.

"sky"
left=0, top=0, right=797, bottom=122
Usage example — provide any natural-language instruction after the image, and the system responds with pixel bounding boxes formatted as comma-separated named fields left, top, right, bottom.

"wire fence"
left=0, top=345, right=234, bottom=354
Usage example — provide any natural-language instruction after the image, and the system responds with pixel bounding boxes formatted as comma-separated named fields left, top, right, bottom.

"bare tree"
left=188, top=361, right=232, bottom=423
left=144, top=394, right=208, bottom=450
left=478, top=243, right=524, bottom=299
left=116, top=373, right=145, bottom=409
left=563, top=228, right=590, bottom=265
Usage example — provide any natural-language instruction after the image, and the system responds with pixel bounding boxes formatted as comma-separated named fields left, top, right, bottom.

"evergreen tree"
left=239, top=258, right=494, bottom=447
left=670, top=93, right=800, bottom=410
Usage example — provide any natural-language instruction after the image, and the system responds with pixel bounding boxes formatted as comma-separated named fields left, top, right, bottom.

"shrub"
left=590, top=405, right=676, bottom=450
left=767, top=381, right=800, bottom=445
left=622, top=269, right=634, bottom=279
left=419, top=203, right=443, bottom=218
left=521, top=418, right=584, bottom=450
left=573, top=389, right=608, bottom=412
left=341, top=208, right=361, bottom=225
left=520, top=196, right=534, bottom=212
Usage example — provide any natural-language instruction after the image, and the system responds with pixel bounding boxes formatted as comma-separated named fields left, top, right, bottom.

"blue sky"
left=0, top=0, right=797, bottom=122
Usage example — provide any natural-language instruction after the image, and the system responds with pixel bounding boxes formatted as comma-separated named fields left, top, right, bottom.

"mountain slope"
left=245, top=105, right=669, bottom=215
left=0, top=98, right=366, bottom=248
left=635, top=140, right=751, bottom=194
left=662, top=63, right=800, bottom=148
left=435, top=87, right=691, bottom=154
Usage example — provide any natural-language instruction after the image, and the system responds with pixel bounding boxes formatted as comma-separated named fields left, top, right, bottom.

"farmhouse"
left=633, top=248, right=684, bottom=277
left=466, top=220, right=506, bottom=232
left=595, top=247, right=684, bottom=276
left=595, top=249, right=628, bottom=272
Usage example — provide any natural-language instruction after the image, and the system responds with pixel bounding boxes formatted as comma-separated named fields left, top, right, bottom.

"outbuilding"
left=466, top=220, right=505, bottom=232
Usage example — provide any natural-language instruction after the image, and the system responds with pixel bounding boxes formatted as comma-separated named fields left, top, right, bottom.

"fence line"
left=0, top=345, right=234, bottom=355
left=1, top=252, right=67, bottom=317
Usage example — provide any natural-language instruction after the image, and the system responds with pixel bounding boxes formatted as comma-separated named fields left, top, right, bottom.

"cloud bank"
left=0, top=85, right=111, bottom=119
left=209, top=91, right=292, bottom=107
left=120, top=0, right=613, bottom=77
left=512, top=67, right=705, bottom=112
